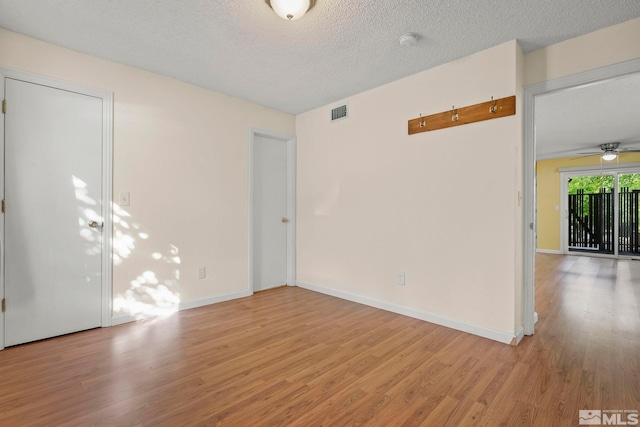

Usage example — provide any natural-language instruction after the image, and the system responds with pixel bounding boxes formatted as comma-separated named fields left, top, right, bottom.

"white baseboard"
left=296, top=281, right=516, bottom=345
left=514, top=327, right=524, bottom=345
left=111, top=314, right=138, bottom=326
left=536, top=249, right=562, bottom=254
left=179, top=289, right=252, bottom=310
left=111, top=289, right=252, bottom=326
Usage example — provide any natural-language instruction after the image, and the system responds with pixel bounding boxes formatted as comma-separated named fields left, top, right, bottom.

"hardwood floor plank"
left=0, top=255, right=638, bottom=425
left=419, top=396, right=476, bottom=427
left=280, top=385, right=368, bottom=426
left=457, top=400, right=489, bottom=426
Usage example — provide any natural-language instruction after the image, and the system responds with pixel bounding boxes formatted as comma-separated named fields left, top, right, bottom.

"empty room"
left=0, top=1, right=639, bottom=425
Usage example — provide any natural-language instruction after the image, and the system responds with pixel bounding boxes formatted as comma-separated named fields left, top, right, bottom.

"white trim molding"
left=296, top=281, right=518, bottom=345
left=558, top=162, right=640, bottom=173
left=179, top=290, right=252, bottom=311
left=514, top=327, right=525, bottom=345
left=112, top=290, right=252, bottom=326
left=536, top=249, right=562, bottom=254
left=0, top=73, right=5, bottom=351
left=111, top=314, right=139, bottom=326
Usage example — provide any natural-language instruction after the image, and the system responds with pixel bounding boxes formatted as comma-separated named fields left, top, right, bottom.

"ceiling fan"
left=575, top=142, right=640, bottom=161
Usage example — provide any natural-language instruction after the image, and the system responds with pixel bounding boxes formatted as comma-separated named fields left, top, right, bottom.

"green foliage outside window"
left=568, top=174, right=640, bottom=194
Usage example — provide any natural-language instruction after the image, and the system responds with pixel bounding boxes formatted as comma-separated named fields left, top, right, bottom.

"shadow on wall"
left=111, top=202, right=181, bottom=320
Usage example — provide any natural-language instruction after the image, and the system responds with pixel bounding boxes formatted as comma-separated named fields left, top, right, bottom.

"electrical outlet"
left=397, top=272, right=405, bottom=286
left=198, top=266, right=206, bottom=279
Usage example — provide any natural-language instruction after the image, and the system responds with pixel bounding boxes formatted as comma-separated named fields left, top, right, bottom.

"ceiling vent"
left=331, top=104, right=348, bottom=122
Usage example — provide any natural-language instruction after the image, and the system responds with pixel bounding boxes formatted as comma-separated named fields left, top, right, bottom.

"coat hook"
left=490, top=96, right=497, bottom=113
left=451, top=106, right=458, bottom=122
left=419, top=113, right=425, bottom=127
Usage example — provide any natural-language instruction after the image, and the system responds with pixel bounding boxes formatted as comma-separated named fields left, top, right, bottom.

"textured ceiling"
left=536, top=73, right=640, bottom=160
left=1, top=1, right=640, bottom=115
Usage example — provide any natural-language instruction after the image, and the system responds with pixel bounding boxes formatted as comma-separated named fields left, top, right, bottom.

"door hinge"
left=1, top=199, right=5, bottom=213
left=1, top=298, right=5, bottom=313
left=2, top=99, right=5, bottom=114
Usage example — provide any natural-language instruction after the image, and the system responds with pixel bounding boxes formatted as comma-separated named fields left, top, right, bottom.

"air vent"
left=331, top=104, right=348, bottom=122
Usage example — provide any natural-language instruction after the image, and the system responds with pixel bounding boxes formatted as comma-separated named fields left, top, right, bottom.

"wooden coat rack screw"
left=408, top=95, right=516, bottom=135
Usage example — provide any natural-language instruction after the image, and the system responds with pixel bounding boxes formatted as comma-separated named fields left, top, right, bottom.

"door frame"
left=248, top=127, right=296, bottom=293
left=0, top=67, right=114, bottom=350
left=523, top=57, right=640, bottom=335
left=559, top=164, right=640, bottom=257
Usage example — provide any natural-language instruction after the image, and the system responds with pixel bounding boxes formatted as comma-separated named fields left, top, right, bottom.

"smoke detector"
left=399, top=33, right=419, bottom=47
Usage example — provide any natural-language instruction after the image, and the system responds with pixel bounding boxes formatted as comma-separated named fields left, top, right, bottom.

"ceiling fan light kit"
left=267, top=0, right=314, bottom=21
left=574, top=142, right=640, bottom=161
left=600, top=142, right=620, bottom=161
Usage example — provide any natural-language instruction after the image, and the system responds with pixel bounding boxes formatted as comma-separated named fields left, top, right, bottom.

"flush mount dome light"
left=267, top=0, right=315, bottom=20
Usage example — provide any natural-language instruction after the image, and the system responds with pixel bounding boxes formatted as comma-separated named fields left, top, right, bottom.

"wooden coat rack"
left=408, top=95, right=516, bottom=135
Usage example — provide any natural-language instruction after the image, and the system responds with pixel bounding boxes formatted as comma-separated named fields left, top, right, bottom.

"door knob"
left=89, top=221, right=100, bottom=228
left=281, top=218, right=289, bottom=223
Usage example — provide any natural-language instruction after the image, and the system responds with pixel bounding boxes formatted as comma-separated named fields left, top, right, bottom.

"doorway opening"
left=523, top=58, right=640, bottom=336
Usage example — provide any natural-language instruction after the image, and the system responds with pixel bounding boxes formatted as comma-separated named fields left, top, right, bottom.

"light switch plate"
left=119, top=192, right=130, bottom=206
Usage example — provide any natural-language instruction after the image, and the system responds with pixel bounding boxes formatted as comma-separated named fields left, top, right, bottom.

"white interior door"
left=4, top=78, right=103, bottom=346
left=252, top=134, right=288, bottom=291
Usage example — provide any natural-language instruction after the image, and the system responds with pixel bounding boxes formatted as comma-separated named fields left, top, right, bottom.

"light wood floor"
left=0, top=254, right=638, bottom=426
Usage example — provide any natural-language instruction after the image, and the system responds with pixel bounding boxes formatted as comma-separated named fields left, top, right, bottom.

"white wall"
left=296, top=41, right=524, bottom=343
left=525, top=17, right=640, bottom=86
left=295, top=18, right=640, bottom=345
left=0, top=28, right=295, bottom=322
left=3, top=15, right=637, bottom=341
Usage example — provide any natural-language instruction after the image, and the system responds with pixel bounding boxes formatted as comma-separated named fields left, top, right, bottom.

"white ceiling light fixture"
left=601, top=142, right=618, bottom=161
left=266, top=0, right=315, bottom=21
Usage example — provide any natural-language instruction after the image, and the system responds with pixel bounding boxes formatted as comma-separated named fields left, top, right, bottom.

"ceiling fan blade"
left=575, top=151, right=601, bottom=155
left=619, top=149, right=640, bottom=153
left=570, top=153, right=601, bottom=160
